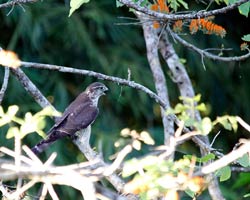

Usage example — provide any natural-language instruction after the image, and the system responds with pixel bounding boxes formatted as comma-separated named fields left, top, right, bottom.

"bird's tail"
left=31, top=127, right=67, bottom=155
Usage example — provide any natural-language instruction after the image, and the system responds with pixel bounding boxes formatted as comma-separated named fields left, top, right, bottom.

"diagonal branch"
left=0, top=0, right=37, bottom=9
left=168, top=29, right=250, bottom=62
left=0, top=67, right=10, bottom=105
left=10, top=68, right=55, bottom=110
left=118, top=0, right=248, bottom=21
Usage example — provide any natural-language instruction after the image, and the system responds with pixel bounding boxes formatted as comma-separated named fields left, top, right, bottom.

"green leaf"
left=195, top=103, right=206, bottom=112
left=7, top=105, right=19, bottom=117
left=184, top=118, right=196, bottom=127
left=239, top=1, right=250, bottom=17
left=175, top=103, right=187, bottom=113
left=201, top=117, right=212, bottom=135
left=216, top=116, right=232, bottom=131
left=216, top=166, right=231, bottom=182
left=6, top=127, right=20, bottom=139
left=242, top=34, right=250, bottom=42
left=116, top=0, right=123, bottom=7
left=193, top=94, right=201, bottom=102
left=177, top=0, right=188, bottom=9
left=244, top=193, right=250, bottom=198
left=69, top=0, right=90, bottom=17
left=237, top=153, right=250, bottom=167
left=199, top=153, right=215, bottom=163
left=185, top=188, right=196, bottom=198
left=228, top=116, right=238, bottom=132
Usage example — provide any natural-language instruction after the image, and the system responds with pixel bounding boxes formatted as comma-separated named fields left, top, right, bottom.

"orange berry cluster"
left=150, top=1, right=226, bottom=38
left=150, top=0, right=169, bottom=29
left=189, top=18, right=226, bottom=38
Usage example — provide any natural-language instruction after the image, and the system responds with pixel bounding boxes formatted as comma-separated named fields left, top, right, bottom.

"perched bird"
left=31, top=82, right=108, bottom=154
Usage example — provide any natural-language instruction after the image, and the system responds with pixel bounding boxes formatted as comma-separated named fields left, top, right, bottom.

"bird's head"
left=85, top=82, right=108, bottom=104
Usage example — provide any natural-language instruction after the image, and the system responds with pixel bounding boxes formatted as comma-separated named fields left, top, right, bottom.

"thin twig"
left=0, top=0, right=37, bottom=9
left=168, top=29, right=250, bottom=62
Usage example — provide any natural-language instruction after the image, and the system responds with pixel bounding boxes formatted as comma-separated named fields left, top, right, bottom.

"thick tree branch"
left=118, top=0, right=248, bottom=21
left=159, top=30, right=224, bottom=200
left=0, top=67, right=9, bottom=104
left=136, top=12, right=174, bottom=145
left=169, top=29, right=250, bottom=62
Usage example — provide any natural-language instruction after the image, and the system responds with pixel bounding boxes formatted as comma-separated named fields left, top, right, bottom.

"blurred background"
left=0, top=0, right=250, bottom=199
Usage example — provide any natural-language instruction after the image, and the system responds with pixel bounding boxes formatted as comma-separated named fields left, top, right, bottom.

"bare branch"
left=20, top=61, right=185, bottom=130
left=118, top=0, right=248, bottom=21
left=136, top=12, right=174, bottom=145
left=72, top=128, right=125, bottom=192
left=236, top=116, right=250, bottom=132
left=231, top=166, right=250, bottom=172
left=10, top=68, right=56, bottom=110
left=201, top=140, right=250, bottom=174
left=159, top=30, right=224, bottom=200
left=0, top=0, right=37, bottom=9
left=0, top=67, right=10, bottom=104
left=168, top=29, right=250, bottom=62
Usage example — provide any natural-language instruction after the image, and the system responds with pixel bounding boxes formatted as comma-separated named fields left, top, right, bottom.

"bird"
left=31, top=82, right=108, bottom=154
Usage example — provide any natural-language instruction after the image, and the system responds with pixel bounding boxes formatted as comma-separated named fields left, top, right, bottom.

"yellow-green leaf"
left=6, top=126, right=20, bottom=139
left=69, top=0, right=90, bottom=17
left=201, top=117, right=212, bottom=135
left=238, top=153, right=250, bottom=167
left=7, top=105, right=19, bottom=117
left=217, top=166, right=231, bottom=182
left=140, top=131, right=155, bottom=145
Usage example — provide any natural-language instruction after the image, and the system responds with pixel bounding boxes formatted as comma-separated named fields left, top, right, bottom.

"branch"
left=201, top=139, right=250, bottom=174
left=159, top=30, right=224, bottom=200
left=10, top=68, right=56, bottom=110
left=168, top=29, right=250, bottom=62
left=0, top=0, right=37, bottom=9
left=118, top=0, right=248, bottom=21
left=72, top=128, right=139, bottom=199
left=20, top=61, right=185, bottom=129
left=0, top=67, right=10, bottom=104
left=136, top=12, right=174, bottom=145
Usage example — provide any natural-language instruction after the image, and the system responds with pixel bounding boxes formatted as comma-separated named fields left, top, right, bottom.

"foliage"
left=0, top=105, right=60, bottom=139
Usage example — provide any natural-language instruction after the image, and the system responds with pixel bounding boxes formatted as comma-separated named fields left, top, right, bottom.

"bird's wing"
left=53, top=92, right=88, bottom=127
left=65, top=101, right=99, bottom=130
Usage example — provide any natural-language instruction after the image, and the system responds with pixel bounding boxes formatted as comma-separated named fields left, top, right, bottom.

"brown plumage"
left=31, top=82, right=108, bottom=154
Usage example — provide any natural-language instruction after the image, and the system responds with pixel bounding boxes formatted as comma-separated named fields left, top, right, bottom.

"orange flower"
left=150, top=0, right=169, bottom=29
left=189, top=18, right=226, bottom=38
left=173, top=20, right=183, bottom=32
left=240, top=42, right=249, bottom=51
left=189, top=19, right=199, bottom=34
left=151, top=4, right=159, bottom=11
left=150, top=0, right=169, bottom=13
left=153, top=21, right=160, bottom=29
